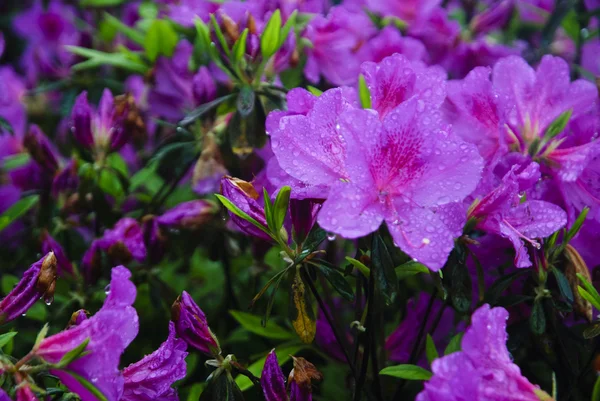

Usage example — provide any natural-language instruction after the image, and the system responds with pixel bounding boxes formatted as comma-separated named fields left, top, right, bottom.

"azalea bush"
left=1, top=0, right=600, bottom=400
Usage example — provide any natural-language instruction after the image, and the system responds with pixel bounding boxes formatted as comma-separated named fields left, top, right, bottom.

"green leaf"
left=371, top=234, right=398, bottom=305
left=272, top=186, right=291, bottom=231
left=145, top=19, right=179, bottom=62
left=193, top=17, right=213, bottom=66
left=552, top=268, right=574, bottom=303
left=60, top=370, right=108, bottom=401
left=1, top=275, right=18, bottom=295
left=444, top=332, right=463, bottom=355
left=67, top=46, right=149, bottom=74
left=0, top=195, right=40, bottom=233
left=307, top=86, right=323, bottom=96
left=485, top=269, right=530, bottom=304
left=358, top=74, right=372, bottom=109
left=449, top=250, right=472, bottom=314
left=578, top=287, right=600, bottom=311
left=577, top=273, right=600, bottom=308
left=346, top=256, right=370, bottom=278
left=592, top=375, right=600, bottom=401
left=231, top=28, right=249, bottom=67
left=235, top=345, right=304, bottom=391
left=565, top=207, right=589, bottom=244
left=229, top=310, right=294, bottom=340
left=395, top=261, right=429, bottom=280
left=530, top=299, right=546, bottom=335
left=236, top=86, right=256, bottom=118
left=2, top=153, right=31, bottom=171
left=210, top=14, right=231, bottom=58
left=379, top=364, right=432, bottom=381
left=34, top=324, right=50, bottom=349
left=263, top=188, right=275, bottom=232
left=583, top=322, right=600, bottom=339
left=315, top=263, right=354, bottom=301
left=261, top=9, right=282, bottom=59
left=0, top=332, right=17, bottom=349
left=179, top=94, right=236, bottom=126
left=98, top=169, right=124, bottom=199
left=102, top=13, right=145, bottom=45
left=200, top=371, right=244, bottom=401
left=425, top=334, right=438, bottom=365
left=215, top=194, right=274, bottom=240
left=0, top=116, right=15, bottom=135
left=279, top=10, right=297, bottom=47
left=186, top=383, right=206, bottom=401
left=106, top=153, right=129, bottom=177
left=81, top=0, right=125, bottom=6
left=57, top=338, right=90, bottom=368
left=545, top=109, right=572, bottom=139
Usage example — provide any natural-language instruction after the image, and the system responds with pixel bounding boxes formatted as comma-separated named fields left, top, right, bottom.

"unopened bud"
left=67, top=309, right=89, bottom=328
left=171, top=291, right=221, bottom=357
left=36, top=252, right=58, bottom=305
left=564, top=244, right=593, bottom=322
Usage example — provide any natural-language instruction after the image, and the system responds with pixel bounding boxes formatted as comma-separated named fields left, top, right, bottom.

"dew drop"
left=105, top=284, right=111, bottom=295
left=327, top=233, right=337, bottom=241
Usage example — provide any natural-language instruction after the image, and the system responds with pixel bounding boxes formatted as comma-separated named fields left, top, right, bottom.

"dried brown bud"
left=225, top=176, right=260, bottom=200
left=247, top=14, right=258, bottom=35
left=171, top=295, right=182, bottom=323
left=193, top=133, right=228, bottom=190
left=114, top=93, right=146, bottom=144
left=67, top=309, right=90, bottom=328
left=564, top=244, right=593, bottom=322
left=221, top=13, right=240, bottom=42
left=288, top=357, right=323, bottom=391
left=107, top=241, right=133, bottom=264
left=36, top=252, right=57, bottom=304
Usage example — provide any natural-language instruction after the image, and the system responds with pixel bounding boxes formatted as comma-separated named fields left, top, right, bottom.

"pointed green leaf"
left=215, top=194, right=274, bottom=240
left=232, top=28, right=249, bottom=67
left=57, top=338, right=90, bottom=368
left=444, top=332, right=463, bottom=355
left=272, top=186, right=291, bottom=231
left=425, top=334, right=438, bottom=365
left=358, top=74, right=372, bottom=109
left=261, top=10, right=282, bottom=59
left=60, top=370, right=109, bottom=401
left=552, top=268, right=574, bottom=303
left=145, top=19, right=178, bottom=62
left=545, top=109, right=572, bottom=139
left=279, top=10, right=297, bottom=47
left=0, top=195, right=40, bottom=233
left=565, top=207, right=589, bottom=244
left=0, top=332, right=17, bottom=349
left=210, top=14, right=231, bottom=58
left=229, top=310, right=294, bottom=340
left=379, top=364, right=432, bottom=380
left=315, top=262, right=354, bottom=301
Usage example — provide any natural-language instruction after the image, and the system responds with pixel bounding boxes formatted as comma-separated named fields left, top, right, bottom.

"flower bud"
left=193, top=133, right=227, bottom=195
left=71, top=91, right=94, bottom=149
left=16, top=380, right=37, bottom=401
left=171, top=291, right=221, bottom=356
left=564, top=244, right=593, bottom=322
left=23, top=125, right=59, bottom=174
left=67, top=309, right=89, bottom=328
left=157, top=200, right=217, bottom=230
left=192, top=66, right=217, bottom=106
left=0, top=252, right=57, bottom=324
left=51, top=159, right=79, bottom=196
left=41, top=230, right=74, bottom=276
left=470, top=0, right=514, bottom=35
left=260, top=350, right=287, bottom=401
left=142, top=216, right=167, bottom=263
left=221, top=176, right=271, bottom=241
left=96, top=217, right=147, bottom=265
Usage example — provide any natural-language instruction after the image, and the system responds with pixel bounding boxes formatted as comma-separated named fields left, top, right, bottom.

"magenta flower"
left=16, top=381, right=37, bottom=401
left=0, top=66, right=27, bottom=137
left=122, top=322, right=188, bottom=401
left=493, top=55, right=597, bottom=151
left=0, top=253, right=57, bottom=324
left=469, top=163, right=567, bottom=267
left=41, top=230, right=74, bottom=276
left=303, top=5, right=376, bottom=85
left=37, top=266, right=139, bottom=401
left=366, top=0, right=440, bottom=30
left=360, top=54, right=446, bottom=119
left=260, top=351, right=288, bottom=401
left=71, top=89, right=134, bottom=154
left=96, top=217, right=147, bottom=264
left=157, top=200, right=217, bottom=230
left=470, top=0, right=515, bottom=35
left=417, top=304, right=540, bottom=401
left=171, top=291, right=220, bottom=357
left=12, top=0, right=80, bottom=83
left=162, top=0, right=218, bottom=27
left=0, top=389, right=7, bottom=401
left=358, top=26, right=427, bottom=64
left=319, top=105, right=481, bottom=270
left=220, top=176, right=272, bottom=241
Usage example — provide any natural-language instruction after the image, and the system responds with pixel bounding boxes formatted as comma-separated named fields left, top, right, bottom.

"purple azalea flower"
left=517, top=0, right=553, bottom=24
left=0, top=389, right=7, bottom=401
left=303, top=5, right=376, bottom=85
left=358, top=26, right=427, bottom=64
left=470, top=163, right=567, bottom=268
left=260, top=351, right=288, bottom=401
left=220, top=176, right=272, bottom=241
left=157, top=200, right=217, bottom=230
left=71, top=89, right=135, bottom=154
left=162, top=0, right=219, bottom=27
left=582, top=38, right=600, bottom=77
left=0, top=67, right=27, bottom=137
left=0, top=253, right=57, bottom=324
left=290, top=199, right=321, bottom=243
left=385, top=293, right=460, bottom=364
left=12, top=0, right=80, bottom=83
left=122, top=322, right=188, bottom=401
left=492, top=55, right=597, bottom=151
left=23, top=125, right=60, bottom=175
left=36, top=266, right=139, bottom=401
left=41, top=230, right=74, bottom=276
left=316, top=99, right=481, bottom=270
left=416, top=305, right=540, bottom=401
left=96, top=217, right=147, bottom=264
left=366, top=0, right=441, bottom=31
left=412, top=7, right=461, bottom=66
left=0, top=32, right=4, bottom=58
left=171, top=291, right=220, bottom=357
left=149, top=41, right=217, bottom=121
left=470, top=0, right=515, bottom=35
